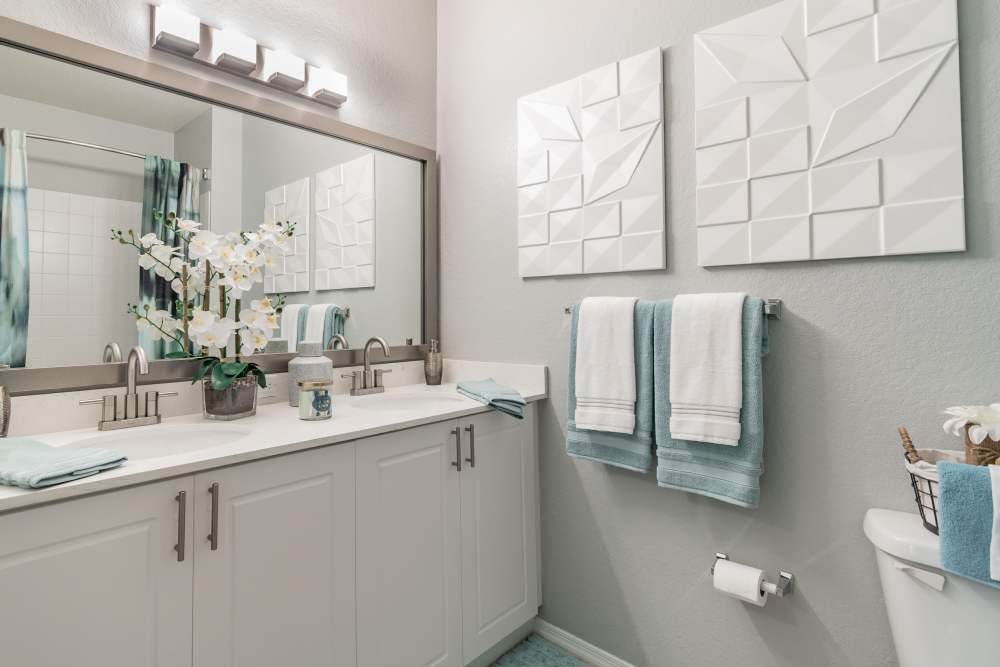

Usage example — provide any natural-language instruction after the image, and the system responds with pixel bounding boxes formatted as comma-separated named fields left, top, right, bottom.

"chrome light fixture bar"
left=150, top=4, right=349, bottom=109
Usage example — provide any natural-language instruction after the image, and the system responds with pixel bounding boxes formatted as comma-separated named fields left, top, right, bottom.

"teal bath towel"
left=567, top=301, right=655, bottom=473
left=653, top=297, right=768, bottom=508
left=938, top=461, right=1000, bottom=589
left=322, top=305, right=346, bottom=346
left=457, top=379, right=526, bottom=419
left=0, top=438, right=127, bottom=489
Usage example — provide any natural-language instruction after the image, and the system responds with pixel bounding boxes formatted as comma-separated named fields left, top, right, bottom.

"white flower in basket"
left=942, top=404, right=1000, bottom=445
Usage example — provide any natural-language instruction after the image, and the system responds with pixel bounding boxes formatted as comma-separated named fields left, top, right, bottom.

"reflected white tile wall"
left=26, top=189, right=140, bottom=367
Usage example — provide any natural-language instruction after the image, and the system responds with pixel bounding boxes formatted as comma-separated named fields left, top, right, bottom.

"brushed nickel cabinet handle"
left=207, top=482, right=220, bottom=551
left=174, top=490, right=186, bottom=562
left=464, top=424, right=476, bottom=468
left=451, top=427, right=462, bottom=471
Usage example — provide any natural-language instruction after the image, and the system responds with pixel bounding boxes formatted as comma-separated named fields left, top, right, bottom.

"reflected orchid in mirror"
left=943, top=404, right=1000, bottom=445
left=110, top=212, right=294, bottom=389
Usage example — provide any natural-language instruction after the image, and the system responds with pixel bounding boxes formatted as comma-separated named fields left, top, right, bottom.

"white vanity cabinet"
left=192, top=444, right=357, bottom=667
left=0, top=477, right=196, bottom=667
left=356, top=406, right=539, bottom=667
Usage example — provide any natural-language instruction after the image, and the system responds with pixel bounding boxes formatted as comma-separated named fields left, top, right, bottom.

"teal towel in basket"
left=0, top=438, right=127, bottom=489
left=566, top=301, right=656, bottom=473
left=653, top=297, right=768, bottom=508
left=457, top=379, right=526, bottom=419
left=938, top=461, right=1000, bottom=589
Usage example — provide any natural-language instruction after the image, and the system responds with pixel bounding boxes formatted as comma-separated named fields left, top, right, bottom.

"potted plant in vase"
left=943, top=404, right=1000, bottom=466
left=113, top=212, right=294, bottom=420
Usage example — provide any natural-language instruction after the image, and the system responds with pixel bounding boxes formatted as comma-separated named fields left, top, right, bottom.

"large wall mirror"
left=0, top=24, right=435, bottom=392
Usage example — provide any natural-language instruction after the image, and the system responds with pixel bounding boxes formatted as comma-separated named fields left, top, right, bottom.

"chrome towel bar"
left=563, top=298, right=782, bottom=319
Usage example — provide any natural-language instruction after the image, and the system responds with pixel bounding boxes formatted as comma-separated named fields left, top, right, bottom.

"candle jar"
left=298, top=379, right=333, bottom=420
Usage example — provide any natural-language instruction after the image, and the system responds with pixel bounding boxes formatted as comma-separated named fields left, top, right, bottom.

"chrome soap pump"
left=424, top=339, right=442, bottom=385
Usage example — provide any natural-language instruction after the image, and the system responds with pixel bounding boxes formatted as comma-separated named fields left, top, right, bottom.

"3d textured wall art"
left=263, top=177, right=311, bottom=293
left=694, top=0, right=965, bottom=266
left=516, top=48, right=665, bottom=277
left=314, top=153, right=376, bottom=290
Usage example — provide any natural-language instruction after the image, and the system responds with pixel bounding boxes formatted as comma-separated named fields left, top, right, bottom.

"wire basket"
left=898, top=426, right=964, bottom=535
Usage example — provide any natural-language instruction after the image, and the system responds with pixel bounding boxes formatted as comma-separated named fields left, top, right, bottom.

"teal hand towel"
left=0, top=438, right=127, bottom=489
left=567, top=301, right=655, bottom=473
left=654, top=297, right=768, bottom=508
left=938, top=461, right=1000, bottom=589
left=322, top=305, right=346, bottom=346
left=457, top=379, right=526, bottom=419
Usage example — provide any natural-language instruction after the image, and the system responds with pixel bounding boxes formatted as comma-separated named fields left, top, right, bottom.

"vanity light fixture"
left=305, top=64, right=349, bottom=108
left=207, top=26, right=257, bottom=75
left=258, top=47, right=306, bottom=91
left=151, top=5, right=201, bottom=56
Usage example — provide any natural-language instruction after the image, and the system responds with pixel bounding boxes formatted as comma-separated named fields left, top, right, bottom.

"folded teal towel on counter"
left=938, top=461, right=1000, bottom=589
left=0, top=438, right=127, bottom=489
left=567, top=301, right=656, bottom=473
left=457, top=379, right=526, bottom=419
left=653, top=297, right=768, bottom=508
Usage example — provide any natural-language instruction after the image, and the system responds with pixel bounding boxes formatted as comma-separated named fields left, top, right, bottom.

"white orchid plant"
left=112, top=211, right=294, bottom=390
left=942, top=404, right=1000, bottom=445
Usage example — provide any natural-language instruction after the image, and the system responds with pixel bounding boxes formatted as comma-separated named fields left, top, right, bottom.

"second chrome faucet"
left=342, top=337, right=392, bottom=396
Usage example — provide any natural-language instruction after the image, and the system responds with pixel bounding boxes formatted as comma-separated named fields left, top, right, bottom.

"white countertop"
left=0, top=361, right=547, bottom=514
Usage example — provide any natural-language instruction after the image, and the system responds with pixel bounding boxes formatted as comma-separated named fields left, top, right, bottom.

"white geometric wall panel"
left=263, top=177, right=310, bottom=293
left=516, top=48, right=666, bottom=277
left=694, top=0, right=965, bottom=266
left=314, top=153, right=376, bottom=290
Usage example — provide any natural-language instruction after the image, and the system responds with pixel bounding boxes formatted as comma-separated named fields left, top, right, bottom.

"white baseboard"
left=533, top=619, right=636, bottom=667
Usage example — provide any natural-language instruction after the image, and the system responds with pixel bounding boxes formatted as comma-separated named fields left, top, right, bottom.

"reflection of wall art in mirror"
left=516, top=48, right=666, bottom=277
left=263, top=177, right=310, bottom=293
left=314, top=152, right=376, bottom=290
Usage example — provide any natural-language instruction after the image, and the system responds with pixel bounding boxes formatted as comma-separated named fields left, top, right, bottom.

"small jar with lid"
left=298, top=379, right=333, bottom=420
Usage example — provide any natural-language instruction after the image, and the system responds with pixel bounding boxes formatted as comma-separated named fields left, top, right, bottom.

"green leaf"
left=164, top=351, right=193, bottom=359
left=211, top=363, right=237, bottom=390
left=250, top=367, right=267, bottom=389
left=219, top=361, right=248, bottom=377
left=191, top=358, right=218, bottom=384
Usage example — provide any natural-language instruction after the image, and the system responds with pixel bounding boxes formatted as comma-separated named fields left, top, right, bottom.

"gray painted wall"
left=437, top=0, right=999, bottom=665
left=1, top=0, right=437, bottom=148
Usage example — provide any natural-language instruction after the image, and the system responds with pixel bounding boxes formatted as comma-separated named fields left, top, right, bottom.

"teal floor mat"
left=493, top=633, right=586, bottom=666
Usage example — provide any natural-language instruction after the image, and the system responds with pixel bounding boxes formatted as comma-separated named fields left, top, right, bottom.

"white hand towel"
left=669, top=292, right=746, bottom=446
left=574, top=296, right=638, bottom=434
left=990, top=465, right=1000, bottom=580
left=280, top=303, right=307, bottom=353
left=303, top=304, right=328, bottom=344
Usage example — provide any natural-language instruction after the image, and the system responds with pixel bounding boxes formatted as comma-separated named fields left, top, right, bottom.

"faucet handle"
left=145, top=390, right=178, bottom=418
left=341, top=371, right=362, bottom=391
left=374, top=367, right=392, bottom=388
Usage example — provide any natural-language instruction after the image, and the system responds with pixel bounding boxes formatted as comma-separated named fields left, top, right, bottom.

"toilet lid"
left=863, top=508, right=940, bottom=568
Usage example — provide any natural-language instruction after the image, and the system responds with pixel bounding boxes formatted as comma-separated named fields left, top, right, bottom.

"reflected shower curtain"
left=0, top=129, right=30, bottom=368
left=140, top=155, right=200, bottom=358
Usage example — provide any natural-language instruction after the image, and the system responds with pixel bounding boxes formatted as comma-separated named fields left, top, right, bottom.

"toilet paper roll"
left=713, top=559, right=767, bottom=606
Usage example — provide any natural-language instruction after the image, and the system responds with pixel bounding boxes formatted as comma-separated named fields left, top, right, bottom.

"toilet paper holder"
left=712, top=553, right=794, bottom=598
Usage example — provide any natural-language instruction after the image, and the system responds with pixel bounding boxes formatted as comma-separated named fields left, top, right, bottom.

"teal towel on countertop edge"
left=457, top=378, right=525, bottom=419
left=653, top=297, right=768, bottom=508
left=567, top=301, right=656, bottom=473
left=0, top=438, right=127, bottom=489
left=938, top=461, right=1000, bottom=589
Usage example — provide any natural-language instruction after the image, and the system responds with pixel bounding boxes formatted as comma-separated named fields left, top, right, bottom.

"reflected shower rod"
left=25, top=133, right=210, bottom=179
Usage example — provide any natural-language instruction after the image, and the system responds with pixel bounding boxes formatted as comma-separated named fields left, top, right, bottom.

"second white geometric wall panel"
left=263, top=176, right=310, bottom=293
left=694, top=0, right=965, bottom=266
left=314, top=152, right=375, bottom=290
left=516, top=48, right=665, bottom=277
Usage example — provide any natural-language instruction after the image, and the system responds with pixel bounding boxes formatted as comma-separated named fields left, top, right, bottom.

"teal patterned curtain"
left=0, top=129, right=30, bottom=368
left=139, top=155, right=201, bottom=358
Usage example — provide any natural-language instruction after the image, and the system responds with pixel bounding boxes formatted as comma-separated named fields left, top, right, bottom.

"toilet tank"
left=864, top=509, right=1000, bottom=667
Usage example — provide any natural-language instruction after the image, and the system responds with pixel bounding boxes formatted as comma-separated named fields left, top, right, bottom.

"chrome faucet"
left=327, top=334, right=350, bottom=350
left=79, top=345, right=175, bottom=430
left=102, top=342, right=122, bottom=363
left=342, top=337, right=392, bottom=396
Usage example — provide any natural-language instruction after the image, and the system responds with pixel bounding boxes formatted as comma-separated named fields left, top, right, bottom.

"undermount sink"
left=348, top=391, right=470, bottom=412
left=62, top=423, right=251, bottom=461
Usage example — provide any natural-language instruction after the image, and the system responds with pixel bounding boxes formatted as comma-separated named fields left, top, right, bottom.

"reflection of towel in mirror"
left=280, top=304, right=307, bottom=353
left=303, top=304, right=328, bottom=344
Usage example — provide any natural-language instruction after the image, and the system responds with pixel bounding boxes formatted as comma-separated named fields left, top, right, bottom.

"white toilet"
left=864, top=509, right=1000, bottom=667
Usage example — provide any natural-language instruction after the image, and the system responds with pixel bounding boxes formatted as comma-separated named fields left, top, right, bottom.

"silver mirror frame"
left=0, top=16, right=438, bottom=396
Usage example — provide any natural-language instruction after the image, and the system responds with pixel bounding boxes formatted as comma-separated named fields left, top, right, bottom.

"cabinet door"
left=459, top=405, right=540, bottom=663
left=0, top=478, right=194, bottom=667
left=193, top=443, right=356, bottom=667
left=356, top=420, right=463, bottom=667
